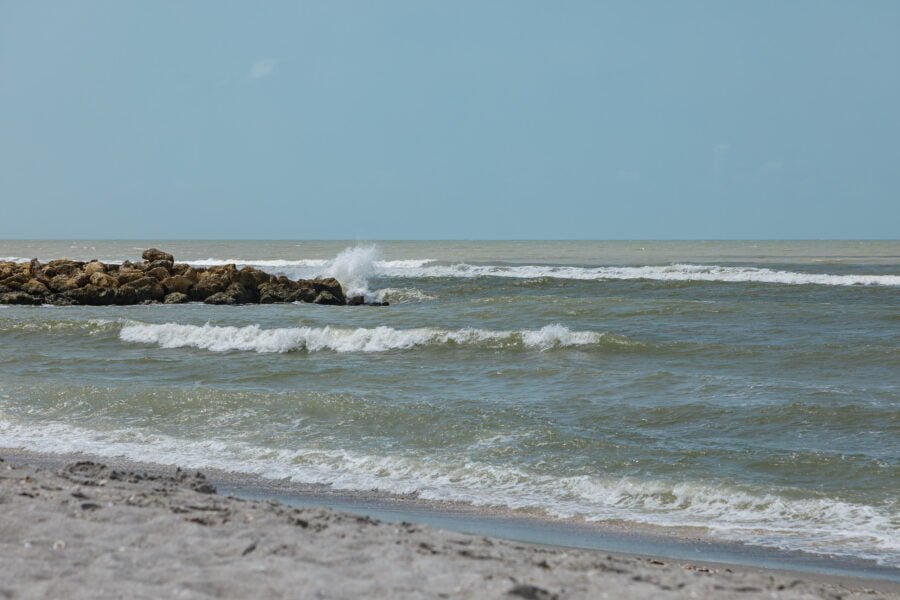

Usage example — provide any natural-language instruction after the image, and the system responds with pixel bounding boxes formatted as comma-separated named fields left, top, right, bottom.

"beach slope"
left=0, top=456, right=895, bottom=599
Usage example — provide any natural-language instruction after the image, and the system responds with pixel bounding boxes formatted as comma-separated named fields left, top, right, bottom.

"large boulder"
left=90, top=272, right=119, bottom=289
left=117, top=271, right=146, bottom=285
left=142, top=248, right=174, bottom=263
left=223, top=282, right=258, bottom=304
left=64, top=285, right=114, bottom=306
left=310, top=277, right=346, bottom=304
left=49, top=273, right=88, bottom=292
left=204, top=292, right=236, bottom=305
left=117, top=277, right=165, bottom=304
left=146, top=266, right=172, bottom=281
left=42, top=259, right=83, bottom=278
left=257, top=282, right=294, bottom=304
left=161, top=275, right=194, bottom=295
left=236, top=267, right=271, bottom=289
left=22, top=279, right=50, bottom=297
left=190, top=273, right=230, bottom=301
left=83, top=261, right=106, bottom=276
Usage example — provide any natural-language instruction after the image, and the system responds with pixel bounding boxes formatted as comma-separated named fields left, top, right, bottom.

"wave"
left=378, top=262, right=900, bottom=287
left=118, top=322, right=618, bottom=353
left=0, top=417, right=896, bottom=567
left=186, top=253, right=899, bottom=287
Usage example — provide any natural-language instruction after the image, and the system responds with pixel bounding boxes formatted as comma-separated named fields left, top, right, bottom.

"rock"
left=0, top=291, right=42, bottom=305
left=42, top=259, right=83, bottom=278
left=117, top=271, right=146, bottom=285
left=0, top=273, right=27, bottom=290
left=142, top=248, right=174, bottom=262
left=22, top=279, right=50, bottom=296
left=64, top=285, right=114, bottom=306
left=236, top=267, right=271, bottom=289
left=0, top=262, right=15, bottom=280
left=204, top=292, right=236, bottom=305
left=311, top=277, right=346, bottom=304
left=207, top=264, right=237, bottom=280
left=22, top=258, right=43, bottom=277
left=89, top=272, right=119, bottom=289
left=161, top=275, right=194, bottom=295
left=146, top=266, right=171, bottom=281
left=83, top=261, right=106, bottom=276
left=257, top=282, right=294, bottom=304
left=49, top=273, right=88, bottom=292
left=171, top=263, right=192, bottom=276
left=147, top=259, right=174, bottom=273
left=45, top=294, right=77, bottom=306
left=313, top=291, right=344, bottom=306
left=117, top=277, right=165, bottom=304
left=190, top=274, right=230, bottom=301
left=0, top=249, right=374, bottom=309
left=348, top=295, right=365, bottom=306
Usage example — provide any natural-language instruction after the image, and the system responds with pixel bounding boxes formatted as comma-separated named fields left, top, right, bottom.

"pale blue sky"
left=1, top=1, right=898, bottom=239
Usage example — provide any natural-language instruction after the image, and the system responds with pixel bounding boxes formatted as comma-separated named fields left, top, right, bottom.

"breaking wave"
left=118, top=322, right=617, bottom=353
left=0, top=417, right=896, bottom=567
left=183, top=253, right=899, bottom=287
left=379, top=262, right=900, bottom=287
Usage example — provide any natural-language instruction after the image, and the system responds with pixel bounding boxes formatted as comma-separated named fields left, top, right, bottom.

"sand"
left=0, top=453, right=896, bottom=600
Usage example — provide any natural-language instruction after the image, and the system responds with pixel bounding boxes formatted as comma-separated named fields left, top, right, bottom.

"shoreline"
left=3, top=447, right=898, bottom=598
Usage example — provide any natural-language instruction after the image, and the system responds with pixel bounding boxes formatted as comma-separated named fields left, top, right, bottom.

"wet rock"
left=257, top=282, right=294, bottom=304
left=223, top=282, right=258, bottom=304
left=163, top=292, right=190, bottom=304
left=204, top=292, right=236, bottom=305
left=348, top=295, right=365, bottom=306
left=313, top=291, right=343, bottom=305
left=0, top=291, right=42, bottom=305
left=142, top=248, right=174, bottom=262
left=64, top=285, right=114, bottom=306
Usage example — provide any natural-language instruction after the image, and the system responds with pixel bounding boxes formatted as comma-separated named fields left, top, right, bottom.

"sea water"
left=0, top=240, right=897, bottom=567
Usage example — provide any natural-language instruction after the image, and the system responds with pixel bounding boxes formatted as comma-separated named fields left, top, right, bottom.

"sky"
left=1, top=1, right=898, bottom=239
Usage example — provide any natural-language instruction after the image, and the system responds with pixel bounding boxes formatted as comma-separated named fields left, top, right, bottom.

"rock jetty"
left=0, top=248, right=382, bottom=307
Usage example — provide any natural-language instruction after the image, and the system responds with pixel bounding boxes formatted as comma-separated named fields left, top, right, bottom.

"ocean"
left=1, top=240, right=897, bottom=568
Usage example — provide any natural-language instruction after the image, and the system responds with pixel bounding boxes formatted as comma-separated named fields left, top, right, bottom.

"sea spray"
left=326, top=245, right=382, bottom=300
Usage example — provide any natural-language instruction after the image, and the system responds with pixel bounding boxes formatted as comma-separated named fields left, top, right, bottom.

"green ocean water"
left=0, top=240, right=897, bottom=567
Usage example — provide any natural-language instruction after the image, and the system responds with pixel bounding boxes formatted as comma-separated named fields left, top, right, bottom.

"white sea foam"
left=118, top=322, right=608, bottom=353
left=184, top=252, right=899, bottom=287
left=379, top=262, right=900, bottom=287
left=0, top=417, right=896, bottom=567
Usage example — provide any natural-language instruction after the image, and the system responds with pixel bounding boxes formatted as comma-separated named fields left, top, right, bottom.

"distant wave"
left=119, top=322, right=619, bottom=353
left=1, top=416, right=896, bottom=567
left=184, top=257, right=899, bottom=287
left=378, top=262, right=900, bottom=287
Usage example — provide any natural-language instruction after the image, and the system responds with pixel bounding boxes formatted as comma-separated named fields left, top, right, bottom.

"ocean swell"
left=118, top=322, right=616, bottom=353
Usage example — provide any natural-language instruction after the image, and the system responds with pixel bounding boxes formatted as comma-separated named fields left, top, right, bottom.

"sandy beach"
left=1, top=451, right=896, bottom=600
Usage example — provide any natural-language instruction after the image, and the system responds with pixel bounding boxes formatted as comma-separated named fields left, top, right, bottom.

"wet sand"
left=1, top=450, right=897, bottom=599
